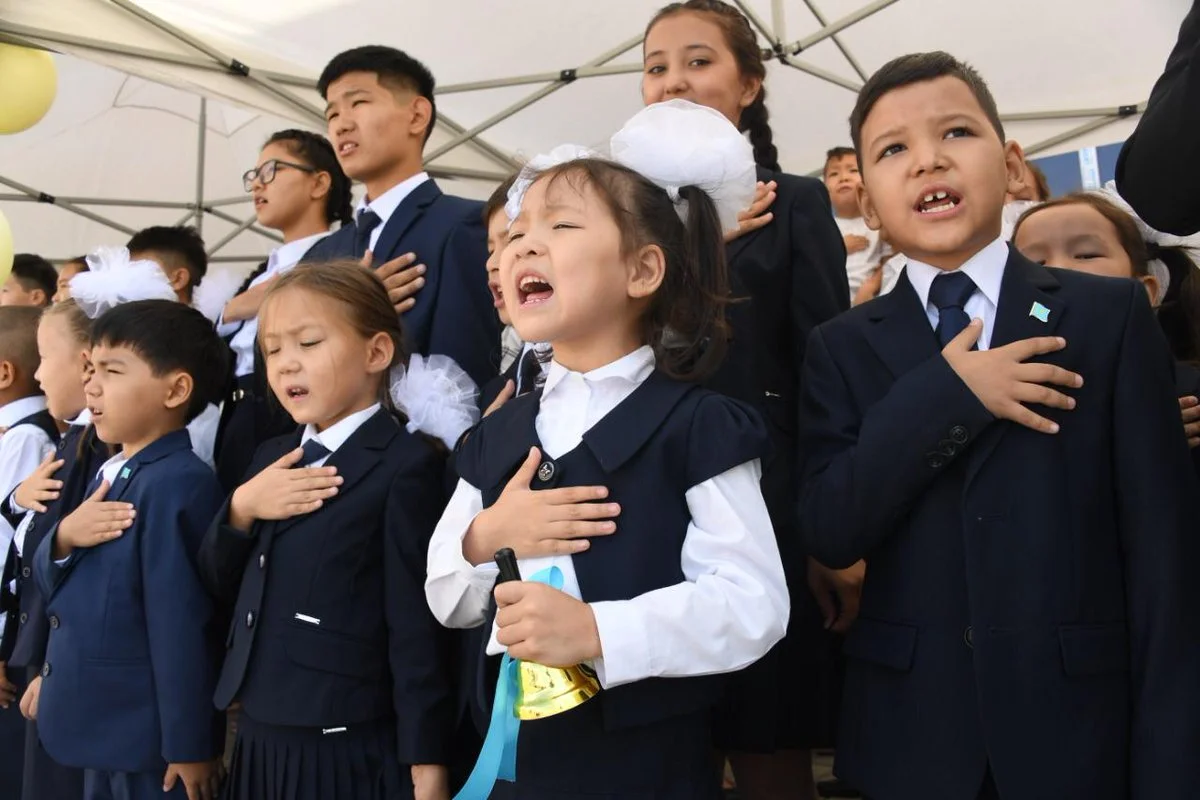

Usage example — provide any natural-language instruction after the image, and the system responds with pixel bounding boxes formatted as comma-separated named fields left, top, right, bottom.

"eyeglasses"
left=243, top=159, right=316, bottom=192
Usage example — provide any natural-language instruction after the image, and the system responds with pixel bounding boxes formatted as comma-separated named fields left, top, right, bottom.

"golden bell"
left=514, top=660, right=601, bottom=720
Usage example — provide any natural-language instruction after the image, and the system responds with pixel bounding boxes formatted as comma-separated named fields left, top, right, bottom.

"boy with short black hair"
left=126, top=226, right=208, bottom=305
left=1, top=255, right=58, bottom=308
left=824, top=147, right=890, bottom=303
left=305, top=45, right=499, bottom=390
left=31, top=300, right=227, bottom=800
left=799, top=51, right=1199, bottom=800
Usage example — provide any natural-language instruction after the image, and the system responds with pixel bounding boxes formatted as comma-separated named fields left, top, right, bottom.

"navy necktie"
left=353, top=209, right=382, bottom=259
left=297, top=439, right=331, bottom=467
left=929, top=271, right=977, bottom=347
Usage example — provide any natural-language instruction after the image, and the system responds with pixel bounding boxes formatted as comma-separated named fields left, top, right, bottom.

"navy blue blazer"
left=198, top=409, right=457, bottom=766
left=797, top=251, right=1200, bottom=800
left=303, top=180, right=500, bottom=390
left=1, top=425, right=108, bottom=670
left=33, top=430, right=225, bottom=772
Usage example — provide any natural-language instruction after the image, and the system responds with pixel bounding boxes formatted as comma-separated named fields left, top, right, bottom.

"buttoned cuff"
left=589, top=601, right=653, bottom=689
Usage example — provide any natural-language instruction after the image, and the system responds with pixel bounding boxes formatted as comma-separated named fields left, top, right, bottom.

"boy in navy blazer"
left=304, top=45, right=500, bottom=389
left=798, top=53, right=1200, bottom=800
left=31, top=301, right=228, bottom=800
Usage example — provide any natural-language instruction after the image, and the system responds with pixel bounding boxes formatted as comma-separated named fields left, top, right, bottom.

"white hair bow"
left=70, top=246, right=177, bottom=319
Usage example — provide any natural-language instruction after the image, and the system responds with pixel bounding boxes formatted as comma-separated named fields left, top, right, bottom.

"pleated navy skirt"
left=224, top=713, right=410, bottom=800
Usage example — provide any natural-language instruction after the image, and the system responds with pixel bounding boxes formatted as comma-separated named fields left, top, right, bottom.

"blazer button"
left=246, top=611, right=256, bottom=628
left=926, top=453, right=945, bottom=469
left=18, top=613, right=27, bottom=624
left=258, top=553, right=266, bottom=570
left=949, top=425, right=970, bottom=444
left=49, top=615, right=59, bottom=629
left=536, top=461, right=556, bottom=482
left=21, top=566, right=30, bottom=579
left=939, top=441, right=959, bottom=458
left=964, top=626, right=974, bottom=649
left=41, top=662, right=50, bottom=678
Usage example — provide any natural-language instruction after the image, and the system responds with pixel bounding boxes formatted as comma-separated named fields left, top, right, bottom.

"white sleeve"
left=0, top=428, right=55, bottom=571
left=186, top=404, right=221, bottom=470
left=588, top=459, right=789, bottom=688
left=215, top=315, right=242, bottom=338
left=424, top=478, right=501, bottom=629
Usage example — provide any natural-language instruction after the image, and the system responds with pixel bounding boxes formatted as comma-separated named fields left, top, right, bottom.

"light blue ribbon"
left=454, top=566, right=563, bottom=800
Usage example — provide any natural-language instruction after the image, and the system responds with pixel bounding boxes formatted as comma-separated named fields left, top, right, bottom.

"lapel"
left=582, top=371, right=695, bottom=473
left=725, top=166, right=775, bottom=264
left=271, top=409, right=399, bottom=537
left=370, top=179, right=442, bottom=262
left=864, top=269, right=942, bottom=380
left=963, top=249, right=1065, bottom=492
left=472, top=393, right=542, bottom=490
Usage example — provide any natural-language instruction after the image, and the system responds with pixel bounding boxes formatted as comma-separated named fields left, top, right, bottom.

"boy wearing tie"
left=798, top=52, right=1200, bottom=800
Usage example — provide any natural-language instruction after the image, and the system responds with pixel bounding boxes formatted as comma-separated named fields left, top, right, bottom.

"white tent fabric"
left=0, top=0, right=1192, bottom=271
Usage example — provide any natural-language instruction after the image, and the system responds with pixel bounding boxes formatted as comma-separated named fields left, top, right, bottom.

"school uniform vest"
left=457, top=370, right=770, bottom=735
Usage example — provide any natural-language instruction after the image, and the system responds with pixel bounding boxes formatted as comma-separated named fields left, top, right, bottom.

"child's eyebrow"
left=644, top=42, right=715, bottom=60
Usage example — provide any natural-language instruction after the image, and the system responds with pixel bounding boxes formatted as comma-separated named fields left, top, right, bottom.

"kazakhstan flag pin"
left=120, top=467, right=131, bottom=479
left=1029, top=301, right=1051, bottom=323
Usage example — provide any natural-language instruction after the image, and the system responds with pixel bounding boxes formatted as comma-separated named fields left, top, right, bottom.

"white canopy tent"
left=0, top=0, right=1190, bottom=273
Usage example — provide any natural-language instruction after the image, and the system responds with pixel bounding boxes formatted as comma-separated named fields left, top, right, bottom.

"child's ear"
left=1138, top=274, right=1162, bottom=308
left=311, top=170, right=332, bottom=204
left=408, top=96, right=434, bottom=143
left=0, top=360, right=14, bottom=391
left=168, top=268, right=190, bottom=293
left=31, top=289, right=47, bottom=306
left=739, top=78, right=764, bottom=113
left=163, top=370, right=194, bottom=413
left=364, top=331, right=395, bottom=375
left=1003, top=141, right=1029, bottom=199
left=857, top=184, right=883, bottom=232
left=627, top=244, right=666, bottom=300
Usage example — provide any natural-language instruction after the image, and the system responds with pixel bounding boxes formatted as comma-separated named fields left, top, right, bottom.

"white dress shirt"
left=425, top=346, right=789, bottom=689
left=299, top=403, right=380, bottom=466
left=218, top=232, right=330, bottom=377
left=358, top=172, right=430, bottom=254
left=836, top=215, right=891, bottom=300
left=0, top=396, right=57, bottom=570
left=187, top=404, right=221, bottom=471
left=903, top=236, right=1008, bottom=351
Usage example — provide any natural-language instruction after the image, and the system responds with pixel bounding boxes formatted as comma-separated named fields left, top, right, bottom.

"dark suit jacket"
left=198, top=410, right=457, bottom=766
left=1116, top=1, right=1200, bottom=234
left=33, top=430, right=224, bottom=772
left=798, top=251, right=1200, bottom=800
left=303, top=179, right=499, bottom=389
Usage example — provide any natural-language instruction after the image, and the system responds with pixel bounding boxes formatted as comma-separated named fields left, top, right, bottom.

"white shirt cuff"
left=589, top=600, right=654, bottom=689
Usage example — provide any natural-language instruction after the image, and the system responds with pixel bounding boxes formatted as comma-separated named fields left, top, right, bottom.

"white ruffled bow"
left=505, top=143, right=600, bottom=223
left=1099, top=182, right=1200, bottom=304
left=388, top=354, right=480, bottom=449
left=71, top=246, right=177, bottom=319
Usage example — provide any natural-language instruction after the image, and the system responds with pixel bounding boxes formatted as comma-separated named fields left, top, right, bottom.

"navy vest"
left=457, top=370, right=770, bottom=732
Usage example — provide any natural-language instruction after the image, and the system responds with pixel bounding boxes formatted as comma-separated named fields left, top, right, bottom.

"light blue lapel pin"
left=119, top=466, right=132, bottom=480
left=1029, top=301, right=1051, bottom=323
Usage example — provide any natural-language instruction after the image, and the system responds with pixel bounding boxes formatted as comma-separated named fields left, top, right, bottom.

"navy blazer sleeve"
left=797, top=326, right=994, bottom=569
left=427, top=213, right=500, bottom=390
left=383, top=444, right=456, bottom=765
left=787, top=176, right=850, bottom=371
left=1116, top=1, right=1200, bottom=234
left=1110, top=287, right=1200, bottom=788
left=197, top=496, right=257, bottom=610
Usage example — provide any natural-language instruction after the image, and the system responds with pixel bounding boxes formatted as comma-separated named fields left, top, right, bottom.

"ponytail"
left=1157, top=248, right=1200, bottom=366
left=740, top=89, right=780, bottom=172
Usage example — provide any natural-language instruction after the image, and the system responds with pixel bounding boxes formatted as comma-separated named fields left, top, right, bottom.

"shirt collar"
left=300, top=403, right=380, bottom=454
left=906, top=237, right=1008, bottom=311
left=541, top=345, right=656, bottom=400
left=0, top=396, right=48, bottom=428
left=268, top=231, right=330, bottom=272
left=356, top=172, right=430, bottom=227
left=68, top=408, right=91, bottom=427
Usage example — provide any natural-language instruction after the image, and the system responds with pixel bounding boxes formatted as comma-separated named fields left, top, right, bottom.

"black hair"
left=90, top=300, right=229, bottom=423
left=1155, top=247, right=1200, bottom=367
left=850, top=52, right=1005, bottom=159
left=825, top=146, right=857, bottom=166
left=263, top=129, right=354, bottom=226
left=11, top=254, right=57, bottom=304
left=528, top=159, right=731, bottom=381
left=126, top=226, right=208, bottom=295
left=647, top=1, right=780, bottom=172
left=318, top=45, right=438, bottom=144
left=0, top=306, right=44, bottom=390
left=482, top=175, right=518, bottom=227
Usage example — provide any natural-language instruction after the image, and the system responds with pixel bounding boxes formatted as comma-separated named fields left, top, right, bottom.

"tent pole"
left=204, top=207, right=284, bottom=244
left=437, top=61, right=643, bottom=95
left=0, top=174, right=136, bottom=235
left=1002, top=104, right=1143, bottom=122
left=425, top=33, right=644, bottom=163
left=732, top=0, right=777, bottom=43
left=195, top=98, right=207, bottom=234
left=782, top=56, right=862, bottom=92
left=1020, top=116, right=1128, bottom=158
left=784, top=0, right=901, bottom=53
left=206, top=213, right=259, bottom=256
left=801, top=0, right=869, bottom=81
left=771, top=0, right=787, bottom=41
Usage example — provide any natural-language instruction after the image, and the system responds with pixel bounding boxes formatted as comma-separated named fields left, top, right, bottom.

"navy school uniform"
left=706, top=167, right=850, bottom=752
left=303, top=179, right=500, bottom=391
left=198, top=407, right=456, bottom=800
left=797, top=248, right=1200, bottom=799
left=32, top=429, right=225, bottom=796
left=0, top=423, right=106, bottom=800
left=451, top=363, right=781, bottom=799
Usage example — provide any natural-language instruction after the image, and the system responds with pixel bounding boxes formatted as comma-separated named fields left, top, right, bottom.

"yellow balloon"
left=0, top=44, right=57, bottom=135
left=0, top=208, right=12, bottom=288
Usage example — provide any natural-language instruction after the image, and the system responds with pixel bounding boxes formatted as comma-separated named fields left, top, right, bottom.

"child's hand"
left=853, top=267, right=883, bottom=306
left=0, top=662, right=15, bottom=709
left=54, top=480, right=135, bottom=559
left=228, top=447, right=342, bottom=531
left=462, top=447, right=618, bottom=565
left=844, top=233, right=870, bottom=254
left=163, top=760, right=222, bottom=800
left=221, top=275, right=278, bottom=324
left=1180, top=396, right=1200, bottom=448
left=483, top=380, right=515, bottom=418
left=14, top=452, right=65, bottom=513
left=725, top=180, right=776, bottom=243
left=362, top=250, right=426, bottom=314
left=807, top=558, right=866, bottom=633
left=19, top=674, right=40, bottom=720
left=411, top=764, right=450, bottom=800
left=494, top=581, right=601, bottom=667
left=942, top=320, right=1082, bottom=434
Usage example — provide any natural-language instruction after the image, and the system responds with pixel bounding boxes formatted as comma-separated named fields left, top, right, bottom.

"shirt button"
left=41, top=662, right=51, bottom=678
left=49, top=615, right=59, bottom=629
left=19, top=613, right=27, bottom=624
left=258, top=554, right=266, bottom=570
left=536, top=461, right=556, bottom=482
left=964, top=626, right=974, bottom=649
left=21, top=566, right=30, bottom=579
left=246, top=611, right=256, bottom=628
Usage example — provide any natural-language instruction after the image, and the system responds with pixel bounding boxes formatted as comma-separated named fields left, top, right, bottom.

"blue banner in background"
left=1030, top=142, right=1124, bottom=197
